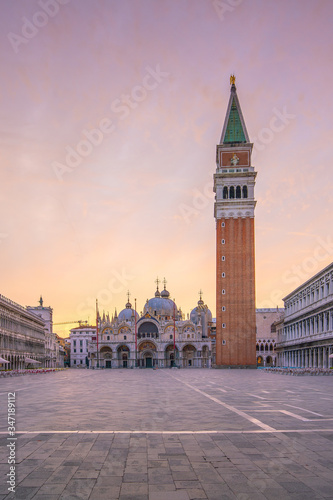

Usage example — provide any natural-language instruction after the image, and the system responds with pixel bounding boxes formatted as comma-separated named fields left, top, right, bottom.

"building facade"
left=27, top=297, right=63, bottom=368
left=276, top=263, right=333, bottom=368
left=86, top=283, right=212, bottom=369
left=69, top=325, right=96, bottom=367
left=256, top=308, right=284, bottom=367
left=214, top=76, right=257, bottom=367
left=0, top=294, right=45, bottom=369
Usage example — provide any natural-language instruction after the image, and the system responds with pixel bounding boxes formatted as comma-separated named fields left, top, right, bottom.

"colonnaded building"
left=0, top=294, right=65, bottom=370
left=0, top=294, right=45, bottom=369
left=70, top=281, right=213, bottom=369
left=276, top=262, right=333, bottom=368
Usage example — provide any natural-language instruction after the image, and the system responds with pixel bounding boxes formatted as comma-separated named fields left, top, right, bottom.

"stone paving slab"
left=0, top=369, right=333, bottom=498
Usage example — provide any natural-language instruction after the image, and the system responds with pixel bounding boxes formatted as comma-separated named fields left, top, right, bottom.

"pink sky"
left=1, top=0, right=332, bottom=337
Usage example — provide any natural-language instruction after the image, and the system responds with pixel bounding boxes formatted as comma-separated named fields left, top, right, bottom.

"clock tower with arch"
left=214, top=77, right=257, bottom=368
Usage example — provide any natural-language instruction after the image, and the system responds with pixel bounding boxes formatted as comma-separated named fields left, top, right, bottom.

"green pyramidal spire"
left=220, top=77, right=249, bottom=144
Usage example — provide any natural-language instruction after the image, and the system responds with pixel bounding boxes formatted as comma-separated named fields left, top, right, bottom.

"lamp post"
left=135, top=298, right=137, bottom=368
left=173, top=299, right=176, bottom=367
left=96, top=299, right=99, bottom=369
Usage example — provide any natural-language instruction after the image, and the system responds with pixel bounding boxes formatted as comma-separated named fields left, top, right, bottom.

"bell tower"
left=214, top=76, right=257, bottom=368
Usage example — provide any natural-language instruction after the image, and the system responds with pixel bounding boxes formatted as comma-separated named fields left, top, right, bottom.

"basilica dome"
left=118, top=299, right=139, bottom=322
left=190, top=293, right=212, bottom=327
left=143, top=296, right=176, bottom=318
left=143, top=281, right=178, bottom=319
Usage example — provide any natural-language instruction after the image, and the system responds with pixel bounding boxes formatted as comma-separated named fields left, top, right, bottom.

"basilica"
left=86, top=280, right=213, bottom=369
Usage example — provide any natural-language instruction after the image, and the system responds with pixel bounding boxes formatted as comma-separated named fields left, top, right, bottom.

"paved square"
left=1, top=369, right=333, bottom=499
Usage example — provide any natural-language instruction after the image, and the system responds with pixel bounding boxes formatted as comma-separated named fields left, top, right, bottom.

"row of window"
left=99, top=332, right=198, bottom=342
left=286, top=281, right=331, bottom=313
left=284, top=311, right=332, bottom=339
left=223, top=185, right=248, bottom=199
left=73, top=340, right=85, bottom=347
left=0, top=315, right=44, bottom=339
left=256, top=344, right=275, bottom=351
left=99, top=331, right=199, bottom=341
left=221, top=225, right=227, bottom=312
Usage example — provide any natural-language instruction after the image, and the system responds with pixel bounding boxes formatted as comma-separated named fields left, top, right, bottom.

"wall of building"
left=0, top=294, right=45, bottom=369
left=70, top=327, right=95, bottom=367
left=256, top=308, right=284, bottom=366
left=276, top=263, right=333, bottom=368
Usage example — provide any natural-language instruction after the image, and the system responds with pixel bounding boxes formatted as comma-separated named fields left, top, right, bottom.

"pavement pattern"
left=0, top=368, right=333, bottom=499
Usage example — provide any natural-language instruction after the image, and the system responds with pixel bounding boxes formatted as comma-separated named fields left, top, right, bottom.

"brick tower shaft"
left=214, top=77, right=257, bottom=368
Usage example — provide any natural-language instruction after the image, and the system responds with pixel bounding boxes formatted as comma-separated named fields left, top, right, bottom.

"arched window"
left=223, top=187, right=228, bottom=199
left=236, top=186, right=241, bottom=198
left=256, top=344, right=259, bottom=351
left=229, top=186, right=235, bottom=199
left=242, top=186, right=248, bottom=198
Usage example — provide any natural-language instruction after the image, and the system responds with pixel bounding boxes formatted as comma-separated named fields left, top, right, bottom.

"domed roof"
left=190, top=292, right=212, bottom=324
left=118, top=295, right=139, bottom=322
left=144, top=296, right=176, bottom=317
left=118, top=307, right=139, bottom=322
left=160, top=287, right=170, bottom=298
left=190, top=306, right=212, bottom=324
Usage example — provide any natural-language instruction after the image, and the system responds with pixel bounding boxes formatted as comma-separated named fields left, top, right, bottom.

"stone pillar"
left=323, top=348, right=327, bottom=369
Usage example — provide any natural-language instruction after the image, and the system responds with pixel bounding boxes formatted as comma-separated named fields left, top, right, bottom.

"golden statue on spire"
left=230, top=74, right=236, bottom=85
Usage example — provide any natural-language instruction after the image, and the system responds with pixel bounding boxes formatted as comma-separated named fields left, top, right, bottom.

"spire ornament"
left=155, top=277, right=161, bottom=297
left=230, top=74, right=236, bottom=85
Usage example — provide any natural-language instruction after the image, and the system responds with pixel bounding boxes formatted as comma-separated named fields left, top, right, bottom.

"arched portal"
left=117, top=345, right=130, bottom=368
left=138, top=341, right=157, bottom=368
left=165, top=344, right=179, bottom=367
left=266, top=355, right=273, bottom=366
left=182, top=344, right=197, bottom=367
left=100, top=346, right=112, bottom=368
